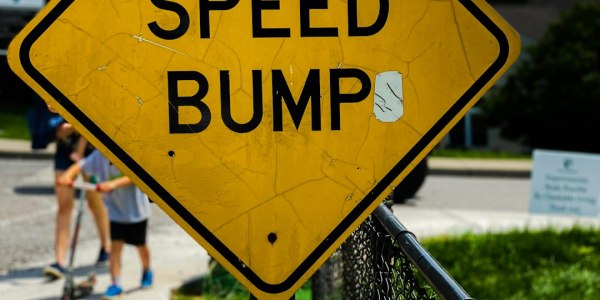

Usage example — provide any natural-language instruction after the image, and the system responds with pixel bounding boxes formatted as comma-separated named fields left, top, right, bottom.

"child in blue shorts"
left=57, top=149, right=153, bottom=299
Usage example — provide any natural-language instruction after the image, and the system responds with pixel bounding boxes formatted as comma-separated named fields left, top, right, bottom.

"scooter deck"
left=63, top=273, right=96, bottom=300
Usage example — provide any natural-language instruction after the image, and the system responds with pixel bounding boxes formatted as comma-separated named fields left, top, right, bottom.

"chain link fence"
left=182, top=199, right=472, bottom=300
left=311, top=200, right=472, bottom=300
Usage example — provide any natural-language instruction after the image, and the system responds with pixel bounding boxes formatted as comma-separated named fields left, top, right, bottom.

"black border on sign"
left=20, top=0, right=510, bottom=294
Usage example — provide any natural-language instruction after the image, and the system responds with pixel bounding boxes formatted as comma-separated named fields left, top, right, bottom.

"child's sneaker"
left=42, top=263, right=65, bottom=279
left=141, top=269, right=153, bottom=288
left=95, top=248, right=110, bottom=267
left=102, top=284, right=123, bottom=299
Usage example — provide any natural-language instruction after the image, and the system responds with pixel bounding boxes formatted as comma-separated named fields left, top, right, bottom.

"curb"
left=0, top=139, right=54, bottom=159
left=0, top=150, right=53, bottom=160
left=427, top=157, right=532, bottom=178
left=0, top=139, right=532, bottom=177
left=428, top=168, right=530, bottom=178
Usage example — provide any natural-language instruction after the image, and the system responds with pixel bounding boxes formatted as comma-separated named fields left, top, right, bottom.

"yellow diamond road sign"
left=9, top=0, right=519, bottom=298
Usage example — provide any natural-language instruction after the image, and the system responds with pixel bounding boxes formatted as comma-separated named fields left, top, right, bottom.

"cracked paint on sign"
left=374, top=71, right=404, bottom=122
left=7, top=0, right=520, bottom=298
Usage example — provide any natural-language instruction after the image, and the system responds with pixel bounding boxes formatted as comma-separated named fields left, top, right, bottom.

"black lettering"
left=300, top=0, right=338, bottom=37
left=168, top=71, right=211, bottom=133
left=252, top=0, right=291, bottom=38
left=272, top=69, right=321, bottom=131
left=200, top=0, right=240, bottom=38
left=348, top=0, right=389, bottom=36
left=220, top=70, right=264, bottom=133
left=148, top=0, right=190, bottom=40
left=330, top=68, right=371, bottom=130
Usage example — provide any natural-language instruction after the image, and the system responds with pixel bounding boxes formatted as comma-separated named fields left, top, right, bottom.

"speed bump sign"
left=8, top=0, right=519, bottom=298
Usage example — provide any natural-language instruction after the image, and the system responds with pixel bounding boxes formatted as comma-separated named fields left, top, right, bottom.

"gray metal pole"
left=373, top=204, right=474, bottom=300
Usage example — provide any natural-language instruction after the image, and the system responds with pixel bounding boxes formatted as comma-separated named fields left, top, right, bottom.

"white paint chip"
left=374, top=71, right=404, bottom=122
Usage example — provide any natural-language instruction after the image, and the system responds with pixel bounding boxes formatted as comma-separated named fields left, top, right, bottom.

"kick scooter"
left=61, top=178, right=99, bottom=300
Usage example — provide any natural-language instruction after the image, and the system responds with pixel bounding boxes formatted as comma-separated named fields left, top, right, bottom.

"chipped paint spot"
left=97, top=66, right=106, bottom=71
left=131, top=34, right=190, bottom=57
left=289, top=65, right=294, bottom=88
left=374, top=71, right=404, bottom=122
left=135, top=96, right=143, bottom=106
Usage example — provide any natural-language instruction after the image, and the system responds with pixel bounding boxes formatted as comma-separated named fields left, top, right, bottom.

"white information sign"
left=530, top=149, right=600, bottom=217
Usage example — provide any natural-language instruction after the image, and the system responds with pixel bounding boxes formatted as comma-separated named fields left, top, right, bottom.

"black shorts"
left=54, top=136, right=94, bottom=171
left=110, top=220, right=148, bottom=246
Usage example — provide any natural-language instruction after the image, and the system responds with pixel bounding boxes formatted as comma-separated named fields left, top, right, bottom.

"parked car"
left=392, top=157, right=428, bottom=204
left=1, top=0, right=44, bottom=103
left=0, top=0, right=44, bottom=52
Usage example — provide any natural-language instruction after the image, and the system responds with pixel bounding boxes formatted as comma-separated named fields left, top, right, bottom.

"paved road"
left=0, top=157, right=57, bottom=273
left=408, top=174, right=531, bottom=212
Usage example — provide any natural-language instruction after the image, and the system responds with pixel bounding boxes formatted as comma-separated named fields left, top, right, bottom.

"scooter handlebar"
left=70, top=181, right=99, bottom=191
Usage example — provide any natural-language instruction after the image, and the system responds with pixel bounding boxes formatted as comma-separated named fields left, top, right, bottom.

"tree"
left=481, top=1, right=600, bottom=153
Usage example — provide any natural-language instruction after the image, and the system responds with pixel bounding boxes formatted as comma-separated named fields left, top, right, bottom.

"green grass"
left=0, top=104, right=30, bottom=140
left=173, top=260, right=312, bottom=300
left=421, top=227, right=600, bottom=300
left=430, top=148, right=531, bottom=159
left=173, top=227, right=600, bottom=300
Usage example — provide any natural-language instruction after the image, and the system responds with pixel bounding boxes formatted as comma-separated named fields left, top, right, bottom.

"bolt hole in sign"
left=8, top=0, right=519, bottom=298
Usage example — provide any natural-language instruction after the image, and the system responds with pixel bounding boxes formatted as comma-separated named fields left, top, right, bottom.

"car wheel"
left=392, top=157, right=428, bottom=204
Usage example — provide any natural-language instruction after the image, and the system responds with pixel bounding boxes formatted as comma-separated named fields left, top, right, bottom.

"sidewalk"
left=394, top=206, right=600, bottom=238
left=0, top=217, right=210, bottom=300
left=428, top=157, right=531, bottom=178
